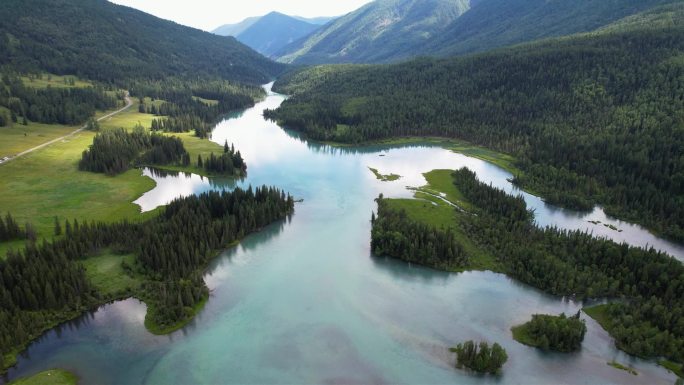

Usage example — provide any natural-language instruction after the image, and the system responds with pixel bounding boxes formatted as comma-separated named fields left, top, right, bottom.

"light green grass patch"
left=8, top=369, right=77, bottom=385
left=98, top=106, right=156, bottom=131
left=0, top=130, right=156, bottom=241
left=0, top=121, right=81, bottom=157
left=20, top=73, right=92, bottom=89
left=511, top=324, right=537, bottom=348
left=384, top=177, right=502, bottom=273
left=608, top=361, right=638, bottom=376
left=192, top=96, right=219, bottom=106
left=82, top=251, right=142, bottom=297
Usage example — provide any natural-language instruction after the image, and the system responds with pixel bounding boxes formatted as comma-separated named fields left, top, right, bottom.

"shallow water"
left=4, top=84, right=681, bottom=384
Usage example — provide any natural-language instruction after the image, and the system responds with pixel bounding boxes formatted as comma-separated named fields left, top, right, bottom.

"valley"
left=1, top=0, right=683, bottom=384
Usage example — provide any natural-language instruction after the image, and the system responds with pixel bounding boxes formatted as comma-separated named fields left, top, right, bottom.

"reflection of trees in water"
left=205, top=217, right=290, bottom=276
left=369, top=254, right=452, bottom=285
left=280, top=127, right=445, bottom=157
left=143, top=167, right=242, bottom=190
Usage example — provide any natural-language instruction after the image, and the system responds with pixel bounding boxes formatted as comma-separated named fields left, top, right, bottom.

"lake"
left=4, top=84, right=681, bottom=385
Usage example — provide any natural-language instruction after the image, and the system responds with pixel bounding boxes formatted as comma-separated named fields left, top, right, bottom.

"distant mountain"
left=212, top=16, right=261, bottom=37
left=276, top=0, right=680, bottom=64
left=291, top=16, right=338, bottom=25
left=0, top=0, right=284, bottom=84
left=276, top=0, right=470, bottom=64
left=234, top=12, right=322, bottom=57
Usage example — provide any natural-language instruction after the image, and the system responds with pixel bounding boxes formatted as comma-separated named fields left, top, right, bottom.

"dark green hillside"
left=276, top=0, right=470, bottom=64
left=426, top=0, right=677, bottom=57
left=0, top=0, right=285, bottom=84
left=269, top=13, right=684, bottom=241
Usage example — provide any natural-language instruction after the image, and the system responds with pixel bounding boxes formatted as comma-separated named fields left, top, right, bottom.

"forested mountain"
left=222, top=12, right=322, bottom=57
left=269, top=6, right=684, bottom=242
left=276, top=0, right=679, bottom=64
left=0, top=0, right=285, bottom=85
left=276, top=0, right=470, bottom=64
left=423, top=0, right=678, bottom=57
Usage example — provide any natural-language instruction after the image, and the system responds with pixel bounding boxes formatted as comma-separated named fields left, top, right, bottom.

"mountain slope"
left=292, top=16, right=338, bottom=25
left=276, top=0, right=470, bottom=64
left=425, top=0, right=678, bottom=57
left=269, top=5, right=684, bottom=241
left=212, top=16, right=261, bottom=37
left=233, top=12, right=321, bottom=57
left=0, top=0, right=284, bottom=84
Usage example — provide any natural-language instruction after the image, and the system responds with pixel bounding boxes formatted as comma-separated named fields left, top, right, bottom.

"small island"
left=608, top=361, right=638, bottom=376
left=450, top=340, right=508, bottom=375
left=368, top=167, right=401, bottom=182
left=512, top=311, right=587, bottom=352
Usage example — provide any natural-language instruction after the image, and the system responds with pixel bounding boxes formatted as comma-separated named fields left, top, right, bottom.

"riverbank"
left=375, top=168, right=684, bottom=374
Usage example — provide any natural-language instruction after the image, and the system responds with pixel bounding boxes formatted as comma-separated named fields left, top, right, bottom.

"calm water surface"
left=4, top=84, right=682, bottom=384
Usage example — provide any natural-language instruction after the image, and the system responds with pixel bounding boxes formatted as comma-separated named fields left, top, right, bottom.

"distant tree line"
left=133, top=79, right=262, bottom=139
left=0, top=71, right=118, bottom=126
left=0, top=186, right=294, bottom=372
left=269, top=26, right=684, bottom=242
left=78, top=127, right=189, bottom=175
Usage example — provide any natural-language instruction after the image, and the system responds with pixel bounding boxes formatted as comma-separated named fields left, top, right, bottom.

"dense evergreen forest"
left=198, top=142, right=247, bottom=176
left=0, top=71, right=119, bottom=126
left=371, top=195, right=468, bottom=270
left=0, top=0, right=284, bottom=85
left=512, top=312, right=587, bottom=352
left=79, top=127, right=189, bottom=175
left=271, top=20, right=684, bottom=242
left=450, top=340, right=508, bottom=374
left=0, top=187, right=294, bottom=372
left=373, top=167, right=684, bottom=365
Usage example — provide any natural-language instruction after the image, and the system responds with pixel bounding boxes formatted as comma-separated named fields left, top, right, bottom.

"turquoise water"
left=4, top=85, right=681, bottom=384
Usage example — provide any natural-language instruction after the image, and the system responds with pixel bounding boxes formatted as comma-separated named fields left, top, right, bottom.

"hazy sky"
left=109, top=0, right=373, bottom=31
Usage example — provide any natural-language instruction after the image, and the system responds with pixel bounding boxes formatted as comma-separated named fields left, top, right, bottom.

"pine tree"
left=54, top=216, right=62, bottom=236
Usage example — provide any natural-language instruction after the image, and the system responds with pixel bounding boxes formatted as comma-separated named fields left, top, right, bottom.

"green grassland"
left=82, top=251, right=142, bottom=297
left=8, top=369, right=78, bottom=385
left=383, top=169, right=502, bottom=273
left=510, top=323, right=538, bottom=348
left=0, top=121, right=81, bottom=157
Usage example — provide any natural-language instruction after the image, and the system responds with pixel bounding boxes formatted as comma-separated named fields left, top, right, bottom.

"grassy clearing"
left=608, top=361, right=638, bottom=376
left=82, top=251, right=142, bottom=297
left=511, top=324, right=538, bottom=348
left=583, top=304, right=612, bottom=330
left=383, top=169, right=503, bottom=273
left=0, top=121, right=81, bottom=157
left=7, top=369, right=78, bottom=385
left=368, top=167, right=401, bottom=181
left=192, top=96, right=219, bottom=106
left=20, top=73, right=92, bottom=89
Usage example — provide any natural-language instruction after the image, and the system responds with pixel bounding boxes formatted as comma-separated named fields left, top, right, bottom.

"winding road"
left=0, top=93, right=133, bottom=165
